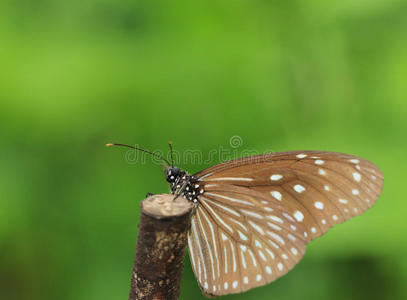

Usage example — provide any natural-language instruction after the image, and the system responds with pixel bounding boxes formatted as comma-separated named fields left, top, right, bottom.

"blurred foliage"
left=0, top=0, right=406, bottom=299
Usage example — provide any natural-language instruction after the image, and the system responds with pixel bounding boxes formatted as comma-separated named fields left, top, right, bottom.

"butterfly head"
left=165, top=166, right=180, bottom=180
left=165, top=166, right=186, bottom=189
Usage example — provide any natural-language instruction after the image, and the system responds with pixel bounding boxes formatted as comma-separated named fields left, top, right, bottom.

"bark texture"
left=129, top=194, right=194, bottom=300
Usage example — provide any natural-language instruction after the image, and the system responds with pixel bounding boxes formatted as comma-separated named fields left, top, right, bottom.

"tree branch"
left=129, top=194, right=194, bottom=300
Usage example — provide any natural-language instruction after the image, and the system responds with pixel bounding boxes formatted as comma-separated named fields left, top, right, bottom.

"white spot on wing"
left=238, top=230, right=248, bottom=241
left=230, top=243, right=236, bottom=272
left=266, top=215, right=284, bottom=224
left=248, top=249, right=257, bottom=267
left=270, top=191, right=282, bottom=201
left=258, top=250, right=267, bottom=261
left=339, top=198, right=348, bottom=204
left=265, top=248, right=275, bottom=259
left=270, top=174, right=283, bottom=181
left=314, top=201, right=324, bottom=210
left=282, top=212, right=295, bottom=222
left=266, top=231, right=285, bottom=245
left=229, top=218, right=248, bottom=232
left=294, top=184, right=306, bottom=193
left=287, top=234, right=296, bottom=241
left=352, top=172, right=361, bottom=182
left=315, top=159, right=324, bottom=165
left=293, top=210, right=304, bottom=222
left=267, top=222, right=282, bottom=231
left=249, top=221, right=265, bottom=235
left=240, top=248, right=247, bottom=269
left=223, top=245, right=228, bottom=274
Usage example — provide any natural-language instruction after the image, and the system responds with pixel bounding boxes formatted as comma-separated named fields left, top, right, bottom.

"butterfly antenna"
left=106, top=143, right=171, bottom=165
left=168, top=140, right=175, bottom=167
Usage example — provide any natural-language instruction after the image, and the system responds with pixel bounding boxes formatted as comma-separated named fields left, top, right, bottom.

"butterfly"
left=107, top=143, right=384, bottom=296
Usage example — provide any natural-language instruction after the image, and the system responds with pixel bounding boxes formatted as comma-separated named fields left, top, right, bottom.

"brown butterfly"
left=108, top=144, right=384, bottom=296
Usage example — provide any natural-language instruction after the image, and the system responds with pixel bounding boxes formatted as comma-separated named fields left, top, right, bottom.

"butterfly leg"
left=145, top=192, right=155, bottom=198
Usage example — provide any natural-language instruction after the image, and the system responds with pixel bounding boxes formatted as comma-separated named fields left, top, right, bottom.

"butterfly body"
left=164, top=151, right=383, bottom=296
left=165, top=167, right=203, bottom=203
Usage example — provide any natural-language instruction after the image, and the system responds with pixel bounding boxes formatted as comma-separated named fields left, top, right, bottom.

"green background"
left=1, top=0, right=406, bottom=299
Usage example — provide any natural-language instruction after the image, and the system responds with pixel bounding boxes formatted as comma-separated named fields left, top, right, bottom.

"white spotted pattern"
left=186, top=150, right=383, bottom=296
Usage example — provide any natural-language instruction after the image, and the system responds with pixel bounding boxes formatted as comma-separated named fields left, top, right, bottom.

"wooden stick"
left=129, top=194, right=194, bottom=300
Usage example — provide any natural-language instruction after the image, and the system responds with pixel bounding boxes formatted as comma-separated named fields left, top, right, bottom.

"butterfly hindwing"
left=189, top=185, right=307, bottom=296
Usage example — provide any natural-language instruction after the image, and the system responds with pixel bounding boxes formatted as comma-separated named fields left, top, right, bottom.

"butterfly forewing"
left=195, top=151, right=383, bottom=241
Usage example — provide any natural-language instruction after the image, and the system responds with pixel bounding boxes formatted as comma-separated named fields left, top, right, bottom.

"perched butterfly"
left=107, top=143, right=384, bottom=297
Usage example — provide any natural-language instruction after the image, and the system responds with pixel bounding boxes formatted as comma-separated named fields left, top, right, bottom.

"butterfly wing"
left=188, top=184, right=307, bottom=296
left=194, top=151, right=383, bottom=241
left=187, top=151, right=383, bottom=295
